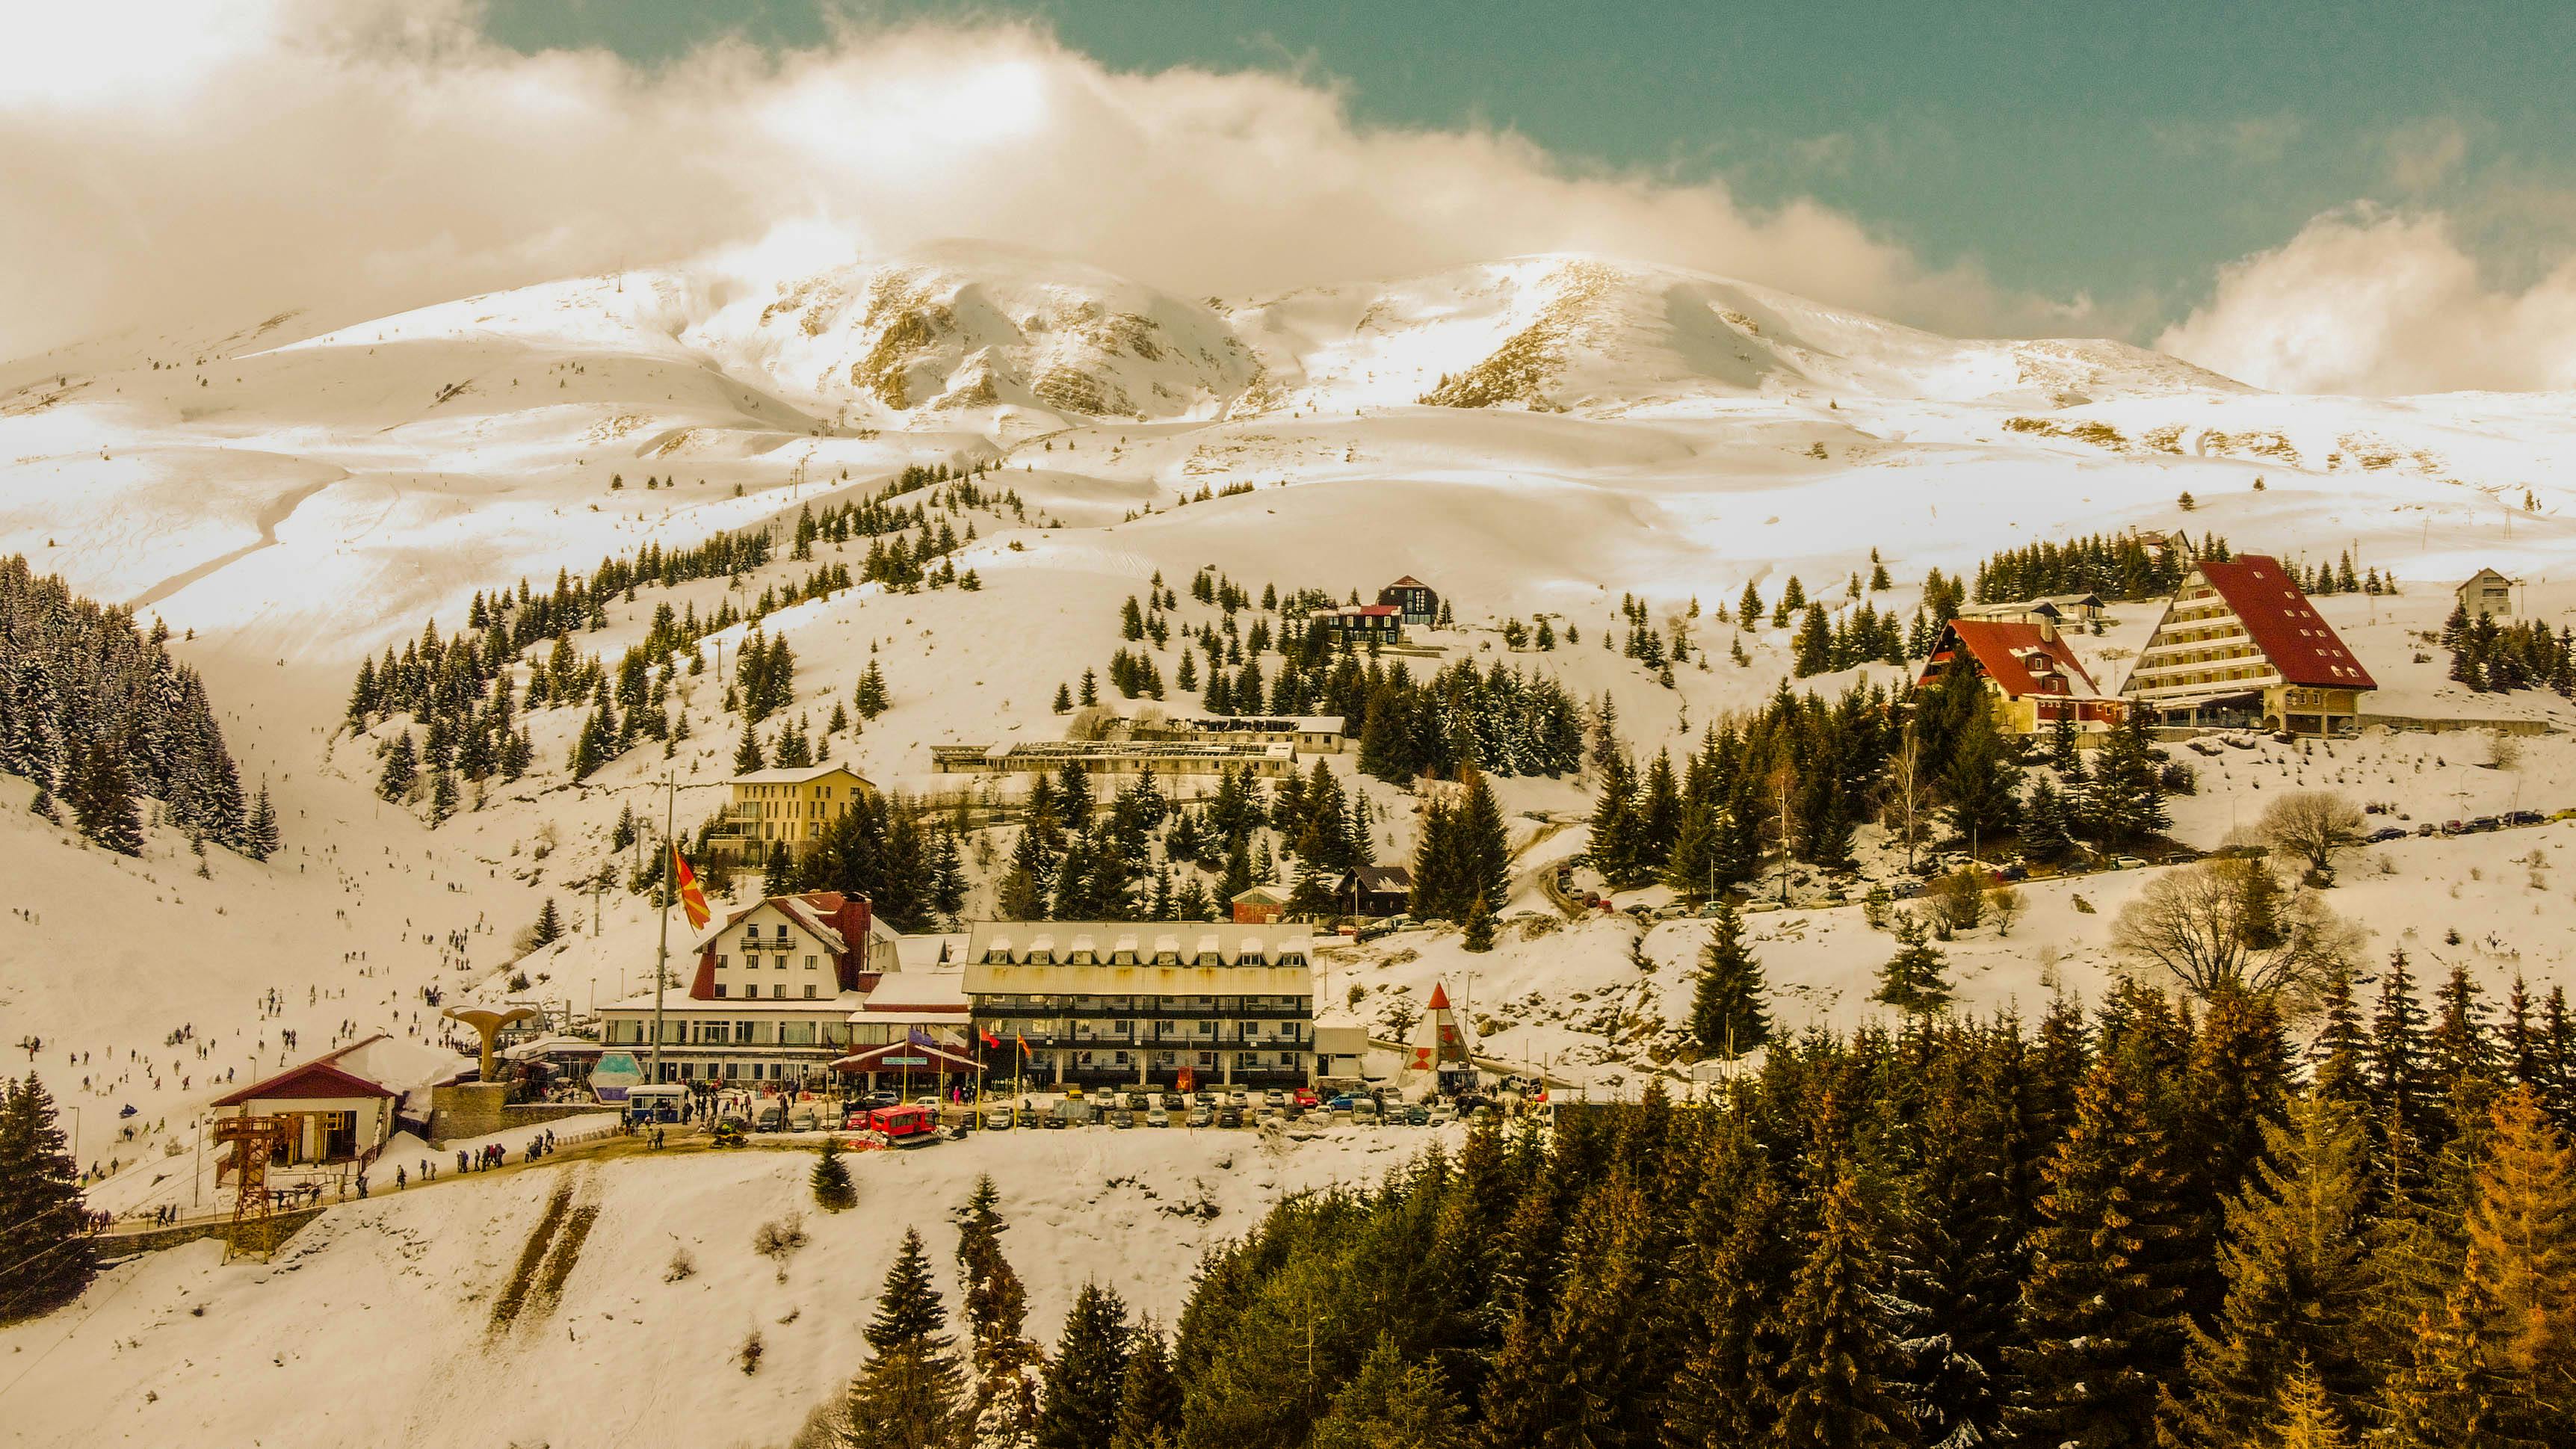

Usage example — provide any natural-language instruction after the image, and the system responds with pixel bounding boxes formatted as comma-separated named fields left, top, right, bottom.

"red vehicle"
left=869, top=1104, right=937, bottom=1143
left=1291, top=1087, right=1321, bottom=1109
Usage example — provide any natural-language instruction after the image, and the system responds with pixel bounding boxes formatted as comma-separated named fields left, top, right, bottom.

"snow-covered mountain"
left=7, top=244, right=2576, bottom=1448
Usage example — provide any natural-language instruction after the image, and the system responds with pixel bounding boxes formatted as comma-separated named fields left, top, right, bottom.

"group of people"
left=452, top=1127, right=561, bottom=1175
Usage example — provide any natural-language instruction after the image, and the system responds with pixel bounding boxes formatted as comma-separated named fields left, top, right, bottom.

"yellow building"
left=708, top=763, right=875, bottom=864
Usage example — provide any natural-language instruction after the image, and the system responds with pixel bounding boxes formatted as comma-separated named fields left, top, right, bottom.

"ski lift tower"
left=211, top=1114, right=288, bottom=1263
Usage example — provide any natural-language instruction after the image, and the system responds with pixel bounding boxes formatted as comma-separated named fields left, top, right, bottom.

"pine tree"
left=2170, top=1093, right=2376, bottom=1447
left=842, top=1226, right=963, bottom=1449
left=0, top=1074, right=95, bottom=1323
left=243, top=783, right=279, bottom=861
left=1460, top=892, right=1495, bottom=953
left=2434, top=1085, right=2576, bottom=1444
left=1312, top=1333, right=1465, bottom=1449
left=856, top=660, right=892, bottom=720
left=529, top=897, right=563, bottom=948
left=1940, top=708, right=2021, bottom=846
left=427, top=767, right=458, bottom=825
left=954, top=1175, right=1040, bottom=1443
left=1690, top=901, right=1769, bottom=1060
left=71, top=736, right=143, bottom=856
left=2006, top=1056, right=2195, bottom=1449
left=1772, top=1172, right=1910, bottom=1449
left=812, top=1134, right=856, bottom=1211
left=1108, top=1324, right=1183, bottom=1449
left=1665, top=1117, right=1797, bottom=1448
left=1036, top=1282, right=1131, bottom=1449
left=1874, top=912, right=1951, bottom=1015
left=377, top=729, right=418, bottom=801
left=2084, top=709, right=2170, bottom=847
left=734, top=723, right=765, bottom=774
left=1454, top=770, right=1510, bottom=918
left=2261, top=1362, right=2359, bottom=1449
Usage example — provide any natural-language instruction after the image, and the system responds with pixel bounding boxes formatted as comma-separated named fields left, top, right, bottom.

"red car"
left=1291, top=1087, right=1321, bottom=1109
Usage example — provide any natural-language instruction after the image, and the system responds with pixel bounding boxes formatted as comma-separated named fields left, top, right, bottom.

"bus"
left=868, top=1104, right=938, bottom=1143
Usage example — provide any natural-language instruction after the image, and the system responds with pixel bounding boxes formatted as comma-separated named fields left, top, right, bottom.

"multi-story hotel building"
left=962, top=921, right=1315, bottom=1089
left=2122, top=554, right=2376, bottom=736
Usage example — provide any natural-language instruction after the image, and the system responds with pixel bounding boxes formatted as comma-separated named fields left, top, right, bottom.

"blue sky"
left=482, top=0, right=2576, bottom=330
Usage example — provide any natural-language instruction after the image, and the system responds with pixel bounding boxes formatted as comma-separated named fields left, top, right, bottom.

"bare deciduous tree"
left=1989, top=885, right=2027, bottom=936
left=2109, top=858, right=2361, bottom=1010
left=1880, top=723, right=1929, bottom=874
left=2258, top=791, right=2367, bottom=877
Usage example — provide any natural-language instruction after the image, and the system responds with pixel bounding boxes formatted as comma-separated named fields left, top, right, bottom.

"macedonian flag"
left=673, top=844, right=712, bottom=930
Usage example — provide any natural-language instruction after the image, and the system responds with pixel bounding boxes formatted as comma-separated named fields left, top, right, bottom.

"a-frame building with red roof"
left=2122, top=554, right=2376, bottom=735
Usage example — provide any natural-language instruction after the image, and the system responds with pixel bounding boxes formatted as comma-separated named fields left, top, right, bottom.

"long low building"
left=929, top=739, right=1300, bottom=779
left=1103, top=713, right=1344, bottom=753
left=963, top=921, right=1315, bottom=1090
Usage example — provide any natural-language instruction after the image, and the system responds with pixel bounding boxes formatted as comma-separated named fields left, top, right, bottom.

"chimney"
left=2037, top=617, right=2058, bottom=643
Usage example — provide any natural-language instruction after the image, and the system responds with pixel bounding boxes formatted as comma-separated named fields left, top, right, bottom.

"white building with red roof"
left=211, top=1034, right=473, bottom=1166
left=595, top=891, right=908, bottom=1087
left=1917, top=616, right=2119, bottom=737
left=2122, top=554, right=2377, bottom=735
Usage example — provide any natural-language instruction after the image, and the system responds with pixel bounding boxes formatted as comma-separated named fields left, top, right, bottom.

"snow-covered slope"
left=6, top=244, right=2576, bottom=1444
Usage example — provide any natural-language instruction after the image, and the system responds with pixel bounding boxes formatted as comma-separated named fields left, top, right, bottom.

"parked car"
left=2113, top=856, right=2148, bottom=870
left=983, top=1105, right=1014, bottom=1131
left=1216, top=1106, right=1243, bottom=1128
left=753, top=1100, right=788, bottom=1132
left=1351, top=1099, right=1382, bottom=1125
left=1146, top=1106, right=1172, bottom=1128
left=858, top=1090, right=901, bottom=1110
left=1426, top=1102, right=1457, bottom=1126
left=2417, top=823, right=2443, bottom=837
left=1403, top=1103, right=1430, bottom=1126
left=1291, top=1087, right=1321, bottom=1109
left=2509, top=810, right=2544, bottom=827
left=2365, top=827, right=2409, bottom=843
left=1108, top=1107, right=1135, bottom=1128
left=1016, top=1104, right=1044, bottom=1128
left=1185, top=1105, right=1214, bottom=1128
left=1228, top=1090, right=1250, bottom=1108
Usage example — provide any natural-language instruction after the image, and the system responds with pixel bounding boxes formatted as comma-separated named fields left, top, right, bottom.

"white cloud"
left=0, top=0, right=2084, bottom=359
left=2156, top=206, right=2576, bottom=395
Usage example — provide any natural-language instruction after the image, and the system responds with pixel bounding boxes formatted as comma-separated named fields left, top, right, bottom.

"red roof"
left=214, top=1052, right=398, bottom=1107
left=1332, top=605, right=1400, bottom=617
left=1428, top=983, right=1451, bottom=1011
left=1924, top=620, right=2101, bottom=699
left=2194, top=556, right=2377, bottom=690
left=1387, top=576, right=1428, bottom=589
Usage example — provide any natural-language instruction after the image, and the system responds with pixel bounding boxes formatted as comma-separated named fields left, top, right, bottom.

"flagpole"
left=651, top=773, right=673, bottom=1087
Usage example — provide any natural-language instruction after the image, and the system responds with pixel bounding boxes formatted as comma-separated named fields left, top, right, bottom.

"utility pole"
left=649, top=773, right=676, bottom=1087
